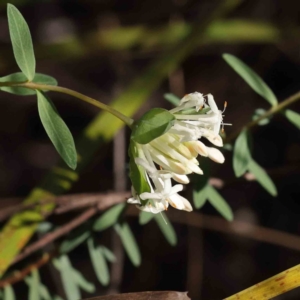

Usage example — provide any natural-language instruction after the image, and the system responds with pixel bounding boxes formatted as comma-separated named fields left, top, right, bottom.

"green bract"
left=223, top=53, right=278, bottom=106
left=233, top=129, right=252, bottom=177
left=0, top=73, right=57, bottom=95
left=131, top=108, right=175, bottom=144
left=7, top=4, right=36, bottom=81
left=37, top=91, right=77, bottom=170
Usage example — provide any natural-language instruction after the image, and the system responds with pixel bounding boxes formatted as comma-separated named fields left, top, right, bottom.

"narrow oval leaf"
left=39, top=284, right=51, bottom=300
left=93, top=203, right=125, bottom=231
left=193, top=184, right=208, bottom=209
left=284, top=109, right=300, bottom=130
left=0, top=73, right=58, bottom=96
left=164, top=93, right=180, bottom=106
left=100, top=246, right=117, bottom=263
left=131, top=108, right=176, bottom=144
left=59, top=231, right=90, bottom=254
left=154, top=213, right=177, bottom=246
left=37, top=91, right=77, bottom=169
left=139, top=211, right=155, bottom=225
left=87, top=238, right=110, bottom=286
left=7, top=4, right=35, bottom=81
left=233, top=129, right=252, bottom=177
left=206, top=185, right=233, bottom=221
left=114, top=222, right=141, bottom=267
left=252, top=108, right=270, bottom=126
left=72, top=268, right=95, bottom=293
left=128, top=141, right=151, bottom=204
left=26, top=269, right=40, bottom=300
left=4, top=285, right=15, bottom=300
left=223, top=54, right=277, bottom=106
left=53, top=256, right=81, bottom=300
left=248, top=159, right=277, bottom=196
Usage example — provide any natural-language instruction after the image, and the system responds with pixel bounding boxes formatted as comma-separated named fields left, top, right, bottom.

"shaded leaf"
left=37, top=91, right=77, bottom=169
left=100, top=246, right=117, bottom=263
left=36, top=221, right=53, bottom=234
left=7, top=4, right=35, bottom=81
left=0, top=73, right=57, bottom=96
left=284, top=109, right=300, bottom=130
left=154, top=213, right=177, bottom=246
left=248, top=159, right=277, bottom=196
left=139, top=211, right=155, bottom=225
left=39, top=284, right=51, bottom=300
left=93, top=203, right=125, bottom=231
left=25, top=269, right=40, bottom=300
left=233, top=129, right=252, bottom=177
left=252, top=108, right=270, bottom=126
left=73, top=268, right=95, bottom=293
left=114, top=222, right=141, bottom=266
left=3, top=285, right=15, bottom=300
left=223, top=54, right=277, bottom=106
left=131, top=108, right=175, bottom=144
left=193, top=184, right=208, bottom=209
left=53, top=256, right=81, bottom=300
left=206, top=185, right=233, bottom=221
left=87, top=237, right=110, bottom=286
left=60, top=230, right=90, bottom=254
left=53, top=296, right=64, bottom=300
left=164, top=93, right=180, bottom=106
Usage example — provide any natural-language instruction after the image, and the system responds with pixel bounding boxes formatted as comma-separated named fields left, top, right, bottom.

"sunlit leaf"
left=233, top=129, right=252, bottom=177
left=139, top=211, right=155, bottom=225
left=100, top=246, right=117, bottom=263
left=53, top=256, right=80, bottom=300
left=7, top=4, right=35, bottom=81
left=164, top=93, right=180, bottom=106
left=223, top=54, right=277, bottom=106
left=115, top=222, right=141, bottom=266
left=193, top=184, right=208, bottom=209
left=248, top=159, right=277, bottom=196
left=4, top=285, right=15, bottom=300
left=60, top=231, right=90, bottom=254
left=154, top=213, right=177, bottom=246
left=284, top=109, right=300, bottom=130
left=37, top=91, right=77, bottom=169
left=0, top=73, right=57, bottom=96
left=87, top=237, right=110, bottom=286
left=72, top=268, right=95, bottom=293
left=131, top=108, right=176, bottom=144
left=206, top=185, right=233, bottom=221
left=93, top=203, right=125, bottom=231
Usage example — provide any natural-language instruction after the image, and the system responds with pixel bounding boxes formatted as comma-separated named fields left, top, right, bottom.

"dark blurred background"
left=1, top=0, right=300, bottom=299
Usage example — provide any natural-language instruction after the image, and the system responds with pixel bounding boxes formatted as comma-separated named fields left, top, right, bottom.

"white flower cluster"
left=128, top=92, right=228, bottom=214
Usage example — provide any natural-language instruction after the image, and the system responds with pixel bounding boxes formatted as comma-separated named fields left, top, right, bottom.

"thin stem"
left=226, top=91, right=300, bottom=143
left=0, top=81, right=134, bottom=127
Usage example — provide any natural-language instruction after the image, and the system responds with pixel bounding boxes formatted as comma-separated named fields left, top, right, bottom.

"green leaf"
left=37, top=91, right=77, bottom=169
left=131, top=108, right=176, bottom=144
left=223, top=54, right=277, bottom=106
left=93, top=203, right=125, bottom=231
left=206, top=185, right=233, bottom=221
left=248, top=159, right=277, bottom=196
left=60, top=231, right=90, bottom=254
left=114, top=222, right=141, bottom=267
left=36, top=222, right=53, bottom=234
left=164, top=93, right=180, bottom=106
left=0, top=73, right=57, bottom=96
left=252, top=108, right=270, bottom=126
left=53, top=296, right=64, bottom=300
left=193, top=184, right=208, bottom=209
left=128, top=141, right=151, bottom=201
left=39, top=284, right=51, bottom=300
left=284, top=109, right=300, bottom=130
left=233, top=129, right=252, bottom=177
left=139, top=211, right=155, bottom=225
left=4, top=285, right=15, bottom=300
left=100, top=246, right=116, bottom=263
left=154, top=213, right=177, bottom=246
left=25, top=269, right=40, bottom=300
left=87, top=238, right=110, bottom=286
left=7, top=4, right=35, bottom=81
left=53, top=256, right=81, bottom=300
left=72, top=268, right=95, bottom=293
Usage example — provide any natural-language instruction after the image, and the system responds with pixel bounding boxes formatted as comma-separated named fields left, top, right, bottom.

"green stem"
left=0, top=81, right=134, bottom=127
left=226, top=91, right=300, bottom=142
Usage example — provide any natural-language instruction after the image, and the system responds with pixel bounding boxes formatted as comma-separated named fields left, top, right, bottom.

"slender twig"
left=226, top=91, right=300, bottom=143
left=0, top=81, right=134, bottom=127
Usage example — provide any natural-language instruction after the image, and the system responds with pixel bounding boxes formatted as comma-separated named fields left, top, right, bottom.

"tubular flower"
left=128, top=92, right=229, bottom=214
